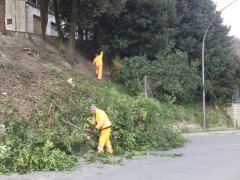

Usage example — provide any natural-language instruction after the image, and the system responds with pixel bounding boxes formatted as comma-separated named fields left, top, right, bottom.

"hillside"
left=0, top=30, right=237, bottom=174
left=0, top=31, right=236, bottom=132
left=0, top=32, right=190, bottom=173
left=0, top=31, right=103, bottom=121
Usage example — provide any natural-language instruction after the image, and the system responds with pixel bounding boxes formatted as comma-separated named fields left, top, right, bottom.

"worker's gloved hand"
left=93, top=129, right=97, bottom=133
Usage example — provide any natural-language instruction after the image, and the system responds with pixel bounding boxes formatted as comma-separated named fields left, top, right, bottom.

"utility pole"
left=202, top=0, right=239, bottom=132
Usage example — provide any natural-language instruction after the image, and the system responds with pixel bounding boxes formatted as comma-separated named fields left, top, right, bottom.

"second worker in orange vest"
left=112, top=61, right=120, bottom=73
left=93, top=51, right=103, bottom=80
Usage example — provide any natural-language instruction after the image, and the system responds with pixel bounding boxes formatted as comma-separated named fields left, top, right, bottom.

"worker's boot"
left=107, top=149, right=113, bottom=154
left=97, top=150, right=104, bottom=155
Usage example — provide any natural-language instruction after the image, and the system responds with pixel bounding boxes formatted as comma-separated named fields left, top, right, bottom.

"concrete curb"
left=182, top=129, right=240, bottom=137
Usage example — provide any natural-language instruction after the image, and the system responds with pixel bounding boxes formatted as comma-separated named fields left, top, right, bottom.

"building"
left=5, top=0, right=58, bottom=36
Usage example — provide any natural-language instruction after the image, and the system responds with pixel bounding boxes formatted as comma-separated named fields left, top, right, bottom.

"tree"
left=39, top=0, right=49, bottom=40
left=151, top=51, right=201, bottom=103
left=0, top=0, right=7, bottom=35
left=105, top=0, right=240, bottom=104
left=50, top=0, right=239, bottom=104
left=56, top=0, right=126, bottom=64
left=52, top=0, right=64, bottom=40
left=74, top=0, right=126, bottom=53
left=111, top=55, right=151, bottom=95
left=66, top=0, right=77, bottom=65
left=174, top=0, right=240, bottom=103
left=95, top=0, right=178, bottom=60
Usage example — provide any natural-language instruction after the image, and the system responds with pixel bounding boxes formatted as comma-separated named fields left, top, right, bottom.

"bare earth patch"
left=0, top=31, right=98, bottom=121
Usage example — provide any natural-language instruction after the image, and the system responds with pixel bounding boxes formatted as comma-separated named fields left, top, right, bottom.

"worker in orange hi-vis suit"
left=112, top=61, right=120, bottom=73
left=88, top=105, right=113, bottom=154
left=93, top=51, right=103, bottom=80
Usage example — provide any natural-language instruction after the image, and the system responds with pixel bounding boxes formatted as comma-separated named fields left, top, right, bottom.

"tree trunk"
left=66, top=0, right=77, bottom=65
left=39, top=0, right=49, bottom=40
left=0, top=0, right=7, bottom=35
left=77, top=26, right=83, bottom=51
left=53, top=0, right=64, bottom=40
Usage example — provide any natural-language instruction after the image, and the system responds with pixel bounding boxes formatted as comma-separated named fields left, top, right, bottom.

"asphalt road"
left=1, top=131, right=240, bottom=180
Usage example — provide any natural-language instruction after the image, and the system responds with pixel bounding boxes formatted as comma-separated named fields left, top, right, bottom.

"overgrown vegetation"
left=110, top=50, right=239, bottom=104
left=169, top=104, right=233, bottom=128
left=84, top=152, right=183, bottom=165
left=1, top=0, right=239, bottom=174
left=0, top=110, right=77, bottom=174
left=111, top=53, right=201, bottom=103
left=1, top=68, right=233, bottom=174
left=25, top=0, right=240, bottom=104
left=0, top=74, right=188, bottom=174
left=94, top=0, right=240, bottom=104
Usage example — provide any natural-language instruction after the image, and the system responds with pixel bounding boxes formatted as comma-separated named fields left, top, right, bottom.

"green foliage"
left=0, top=114, right=77, bottom=174
left=84, top=152, right=183, bottom=165
left=57, top=78, right=187, bottom=155
left=84, top=154, right=123, bottom=165
left=0, top=75, right=187, bottom=174
left=3, top=0, right=239, bottom=173
left=43, top=64, right=62, bottom=77
left=95, top=0, right=178, bottom=59
left=93, top=0, right=240, bottom=104
left=151, top=51, right=201, bottom=103
left=43, top=64, right=62, bottom=73
left=111, top=51, right=202, bottom=103
left=169, top=104, right=233, bottom=129
left=124, top=151, right=183, bottom=159
left=56, top=0, right=126, bottom=36
left=41, top=56, right=48, bottom=61
left=174, top=0, right=240, bottom=103
left=0, top=62, right=12, bottom=69
left=111, top=55, right=151, bottom=95
left=54, top=0, right=240, bottom=104
left=0, top=62, right=13, bottom=73
left=0, top=145, right=10, bottom=159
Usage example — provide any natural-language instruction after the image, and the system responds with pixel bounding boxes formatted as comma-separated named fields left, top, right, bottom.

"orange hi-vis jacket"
left=114, top=61, right=120, bottom=67
left=93, top=51, right=103, bottom=66
left=91, top=108, right=111, bottom=130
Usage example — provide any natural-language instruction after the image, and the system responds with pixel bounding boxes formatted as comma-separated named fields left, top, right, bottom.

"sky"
left=212, top=0, right=240, bottom=38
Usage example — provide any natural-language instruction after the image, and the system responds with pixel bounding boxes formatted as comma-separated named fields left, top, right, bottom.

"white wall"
left=26, top=3, right=56, bottom=36
left=5, top=1, right=57, bottom=36
left=5, top=0, right=26, bottom=32
left=227, top=103, right=240, bottom=127
left=233, top=104, right=240, bottom=127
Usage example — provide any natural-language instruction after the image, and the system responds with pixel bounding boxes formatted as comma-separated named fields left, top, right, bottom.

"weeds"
left=84, top=154, right=123, bottom=165
left=43, top=64, right=62, bottom=77
left=170, top=104, right=232, bottom=128
left=0, top=62, right=12, bottom=70
left=0, top=70, right=188, bottom=174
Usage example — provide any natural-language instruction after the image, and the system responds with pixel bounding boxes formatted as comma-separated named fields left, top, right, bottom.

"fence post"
left=144, top=75, right=147, bottom=99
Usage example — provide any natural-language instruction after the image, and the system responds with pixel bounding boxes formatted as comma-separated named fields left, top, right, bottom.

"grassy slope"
left=0, top=31, right=234, bottom=133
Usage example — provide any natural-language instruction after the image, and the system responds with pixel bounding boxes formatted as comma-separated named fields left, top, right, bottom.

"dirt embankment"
left=0, top=31, right=96, bottom=121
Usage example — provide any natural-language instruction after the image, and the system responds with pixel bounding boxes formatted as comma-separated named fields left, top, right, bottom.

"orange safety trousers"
left=96, top=65, right=103, bottom=80
left=98, top=128, right=113, bottom=154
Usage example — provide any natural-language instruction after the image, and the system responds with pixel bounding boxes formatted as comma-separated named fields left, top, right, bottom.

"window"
left=51, top=22, right=58, bottom=36
left=28, top=0, right=39, bottom=5
left=7, top=19, right=12, bottom=25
